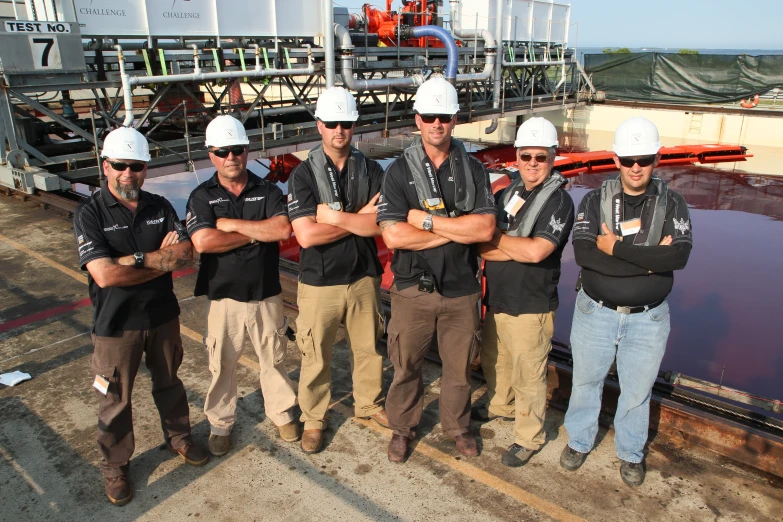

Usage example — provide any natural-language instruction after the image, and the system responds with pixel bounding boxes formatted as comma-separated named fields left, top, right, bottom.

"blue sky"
left=334, top=0, right=782, bottom=50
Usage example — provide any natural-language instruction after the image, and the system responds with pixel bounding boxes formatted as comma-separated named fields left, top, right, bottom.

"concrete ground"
left=1, top=192, right=781, bottom=522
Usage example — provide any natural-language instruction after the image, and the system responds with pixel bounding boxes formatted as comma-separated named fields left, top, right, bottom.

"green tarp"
left=584, top=53, right=783, bottom=104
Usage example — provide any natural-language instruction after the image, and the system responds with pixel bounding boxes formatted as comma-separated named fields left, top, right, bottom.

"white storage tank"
left=454, top=0, right=571, bottom=45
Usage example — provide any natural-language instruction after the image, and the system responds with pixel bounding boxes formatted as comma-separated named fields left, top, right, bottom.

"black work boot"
left=620, top=459, right=646, bottom=486
left=559, top=445, right=588, bottom=471
left=501, top=443, right=537, bottom=467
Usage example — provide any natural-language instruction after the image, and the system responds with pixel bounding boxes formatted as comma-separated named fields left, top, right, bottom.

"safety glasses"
left=107, top=160, right=145, bottom=172
left=518, top=152, right=551, bottom=163
left=322, top=121, right=354, bottom=130
left=419, top=114, right=453, bottom=124
left=618, top=155, right=657, bottom=168
left=210, top=146, right=247, bottom=158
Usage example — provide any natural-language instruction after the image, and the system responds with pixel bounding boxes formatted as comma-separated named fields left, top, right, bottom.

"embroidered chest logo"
left=103, top=224, right=129, bottom=232
left=209, top=197, right=229, bottom=205
left=146, top=217, right=165, bottom=225
left=549, top=215, right=565, bottom=233
left=245, top=196, right=265, bottom=202
left=673, top=217, right=691, bottom=234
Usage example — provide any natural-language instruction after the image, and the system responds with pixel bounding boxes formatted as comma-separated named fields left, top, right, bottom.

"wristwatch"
left=133, top=251, right=145, bottom=268
left=422, top=214, right=433, bottom=231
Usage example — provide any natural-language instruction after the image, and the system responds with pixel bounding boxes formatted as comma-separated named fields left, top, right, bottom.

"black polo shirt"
left=377, top=146, right=496, bottom=298
left=73, top=188, right=187, bottom=336
left=186, top=171, right=287, bottom=301
left=573, top=180, right=693, bottom=306
left=287, top=154, right=384, bottom=286
left=484, top=184, right=575, bottom=315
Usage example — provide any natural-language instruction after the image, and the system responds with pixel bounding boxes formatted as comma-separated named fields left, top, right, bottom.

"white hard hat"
left=205, top=115, right=250, bottom=147
left=413, top=77, right=460, bottom=115
left=613, top=117, right=662, bottom=156
left=101, top=127, right=151, bottom=162
left=314, top=87, right=359, bottom=122
left=514, top=117, right=559, bottom=148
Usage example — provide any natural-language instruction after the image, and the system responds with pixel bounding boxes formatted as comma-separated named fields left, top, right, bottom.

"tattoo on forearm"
left=379, top=220, right=398, bottom=232
left=155, top=247, right=190, bottom=271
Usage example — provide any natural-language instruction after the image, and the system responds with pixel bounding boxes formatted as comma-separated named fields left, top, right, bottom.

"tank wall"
left=456, top=0, right=571, bottom=44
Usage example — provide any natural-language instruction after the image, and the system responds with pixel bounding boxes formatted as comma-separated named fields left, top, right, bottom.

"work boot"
left=501, top=443, right=537, bottom=467
left=168, top=441, right=209, bottom=466
left=454, top=432, right=479, bottom=457
left=104, top=475, right=132, bottom=506
left=359, top=408, right=390, bottom=428
left=277, top=421, right=301, bottom=442
left=208, top=433, right=230, bottom=457
left=559, top=445, right=588, bottom=471
left=387, top=434, right=410, bottom=463
left=620, top=459, right=646, bottom=486
left=470, top=406, right=513, bottom=423
left=301, top=429, right=324, bottom=454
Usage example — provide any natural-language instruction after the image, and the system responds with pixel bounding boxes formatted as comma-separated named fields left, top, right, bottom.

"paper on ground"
left=0, top=371, right=32, bottom=386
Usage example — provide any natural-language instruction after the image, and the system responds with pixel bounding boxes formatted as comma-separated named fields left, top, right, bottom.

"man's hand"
left=407, top=209, right=430, bottom=231
left=160, top=230, right=180, bottom=248
left=358, top=193, right=380, bottom=214
left=315, top=204, right=342, bottom=226
left=215, top=218, right=236, bottom=233
left=597, top=223, right=619, bottom=255
left=659, top=235, right=673, bottom=246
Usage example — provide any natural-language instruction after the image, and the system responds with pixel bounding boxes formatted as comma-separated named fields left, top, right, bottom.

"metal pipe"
left=323, top=0, right=336, bottom=88
left=114, top=45, right=134, bottom=127
left=408, top=25, right=458, bottom=82
left=502, top=59, right=567, bottom=67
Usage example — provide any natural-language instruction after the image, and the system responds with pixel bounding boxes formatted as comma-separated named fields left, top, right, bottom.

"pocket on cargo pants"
left=205, top=337, right=220, bottom=374
left=273, top=317, right=290, bottom=366
left=469, top=329, right=482, bottom=366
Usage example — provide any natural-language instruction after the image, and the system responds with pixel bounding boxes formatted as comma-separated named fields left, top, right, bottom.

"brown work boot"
left=208, top=433, right=230, bottom=457
left=168, top=441, right=209, bottom=466
left=277, top=421, right=301, bottom=442
left=104, top=475, right=132, bottom=506
left=360, top=408, right=390, bottom=428
left=387, top=434, right=410, bottom=463
left=301, top=429, right=324, bottom=454
left=454, top=432, right=479, bottom=457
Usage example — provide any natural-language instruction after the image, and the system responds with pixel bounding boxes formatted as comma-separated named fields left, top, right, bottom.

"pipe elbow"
left=484, top=119, right=498, bottom=134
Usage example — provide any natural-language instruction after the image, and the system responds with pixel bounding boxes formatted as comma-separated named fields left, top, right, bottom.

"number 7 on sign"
left=29, top=35, right=62, bottom=70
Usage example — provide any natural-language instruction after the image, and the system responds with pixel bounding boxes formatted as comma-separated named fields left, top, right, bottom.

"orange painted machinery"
left=354, top=1, right=452, bottom=48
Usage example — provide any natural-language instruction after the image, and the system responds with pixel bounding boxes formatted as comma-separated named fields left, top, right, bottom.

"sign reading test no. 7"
left=4, top=21, right=72, bottom=34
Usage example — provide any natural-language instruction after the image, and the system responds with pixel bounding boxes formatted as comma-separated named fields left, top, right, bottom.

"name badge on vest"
left=619, top=218, right=642, bottom=237
left=504, top=193, right=525, bottom=217
left=423, top=198, right=445, bottom=211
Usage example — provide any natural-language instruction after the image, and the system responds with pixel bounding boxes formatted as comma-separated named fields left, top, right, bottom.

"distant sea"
left=575, top=47, right=783, bottom=64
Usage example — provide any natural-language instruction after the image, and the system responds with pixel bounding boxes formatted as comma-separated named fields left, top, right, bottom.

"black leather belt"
left=585, top=291, right=665, bottom=314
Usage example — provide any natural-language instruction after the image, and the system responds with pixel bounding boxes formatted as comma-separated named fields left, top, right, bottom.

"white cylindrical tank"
left=454, top=0, right=570, bottom=45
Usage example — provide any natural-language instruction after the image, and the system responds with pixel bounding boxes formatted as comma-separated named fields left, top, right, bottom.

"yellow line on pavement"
left=0, top=233, right=87, bottom=285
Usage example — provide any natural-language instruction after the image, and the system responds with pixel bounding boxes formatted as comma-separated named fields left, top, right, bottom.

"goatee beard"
left=115, top=180, right=141, bottom=201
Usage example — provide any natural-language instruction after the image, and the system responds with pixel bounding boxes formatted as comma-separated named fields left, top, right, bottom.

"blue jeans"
left=564, top=289, right=670, bottom=463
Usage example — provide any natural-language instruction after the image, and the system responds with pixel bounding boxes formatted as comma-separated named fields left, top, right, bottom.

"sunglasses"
left=518, top=152, right=551, bottom=163
left=322, top=121, right=354, bottom=130
left=107, top=160, right=145, bottom=172
left=419, top=114, right=454, bottom=124
left=618, top=155, right=657, bottom=168
left=210, top=146, right=247, bottom=158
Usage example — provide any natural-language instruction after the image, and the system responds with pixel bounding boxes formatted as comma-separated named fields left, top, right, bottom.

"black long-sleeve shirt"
left=572, top=183, right=692, bottom=306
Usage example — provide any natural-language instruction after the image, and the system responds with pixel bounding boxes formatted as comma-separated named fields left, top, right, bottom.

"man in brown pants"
left=73, top=127, right=207, bottom=506
left=288, top=87, right=388, bottom=454
left=477, top=117, right=574, bottom=467
left=187, top=115, right=299, bottom=457
left=377, top=77, right=497, bottom=463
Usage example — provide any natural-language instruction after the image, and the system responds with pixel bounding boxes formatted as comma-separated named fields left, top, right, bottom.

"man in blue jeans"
left=561, top=117, right=693, bottom=486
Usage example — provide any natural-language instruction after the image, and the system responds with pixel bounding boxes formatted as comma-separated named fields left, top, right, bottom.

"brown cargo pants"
left=90, top=318, right=192, bottom=478
left=385, top=284, right=481, bottom=439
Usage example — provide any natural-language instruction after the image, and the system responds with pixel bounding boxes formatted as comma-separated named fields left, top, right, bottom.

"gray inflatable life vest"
left=498, top=170, right=567, bottom=237
left=599, top=176, right=668, bottom=246
left=403, top=137, right=475, bottom=217
left=307, top=145, right=369, bottom=212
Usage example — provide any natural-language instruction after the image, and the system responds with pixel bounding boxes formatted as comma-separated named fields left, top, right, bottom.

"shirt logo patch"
left=577, top=212, right=584, bottom=221
left=146, top=217, right=165, bottom=225
left=103, top=224, right=129, bottom=232
left=673, top=217, right=691, bottom=234
left=549, top=215, right=565, bottom=233
left=77, top=234, right=85, bottom=245
left=287, top=193, right=293, bottom=203
left=245, top=196, right=265, bottom=202
left=209, top=198, right=229, bottom=205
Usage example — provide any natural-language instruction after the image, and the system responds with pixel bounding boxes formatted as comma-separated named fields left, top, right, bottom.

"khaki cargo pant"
left=480, top=310, right=555, bottom=450
left=203, top=294, right=297, bottom=435
left=296, top=276, right=384, bottom=431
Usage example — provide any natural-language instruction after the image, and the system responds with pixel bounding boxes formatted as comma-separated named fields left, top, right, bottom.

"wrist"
left=133, top=252, right=145, bottom=268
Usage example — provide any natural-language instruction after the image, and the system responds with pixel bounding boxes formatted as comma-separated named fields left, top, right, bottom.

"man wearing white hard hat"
left=378, top=77, right=496, bottom=463
left=73, top=126, right=206, bottom=506
left=186, top=115, right=299, bottom=457
left=561, top=117, right=692, bottom=486
left=287, top=86, right=388, bottom=454
left=476, top=117, right=575, bottom=467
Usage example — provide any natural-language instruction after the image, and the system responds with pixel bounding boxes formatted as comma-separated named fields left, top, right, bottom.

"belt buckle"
left=616, top=306, right=632, bottom=314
